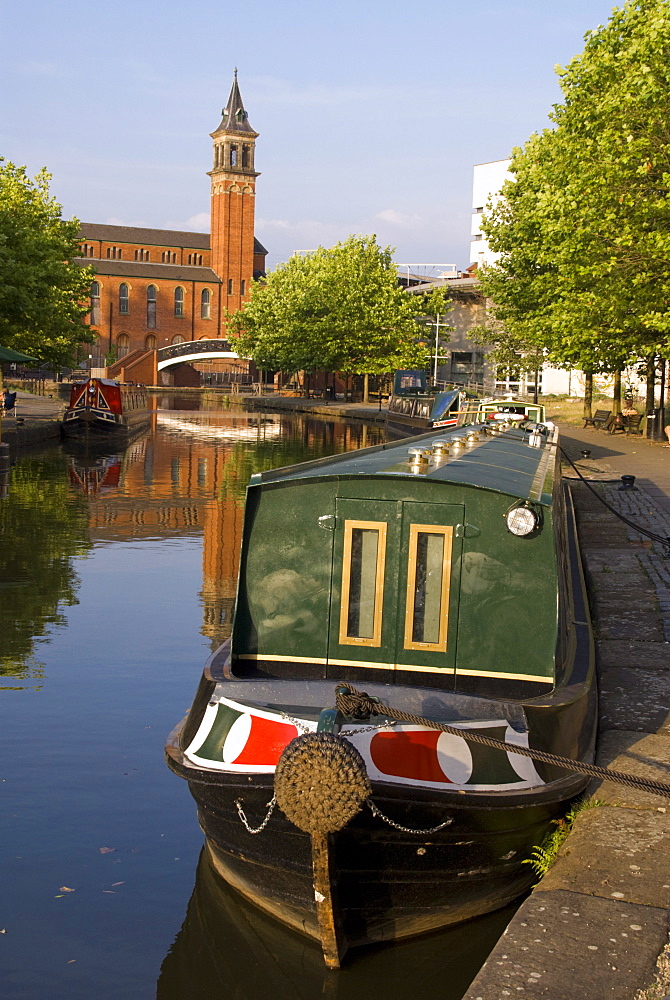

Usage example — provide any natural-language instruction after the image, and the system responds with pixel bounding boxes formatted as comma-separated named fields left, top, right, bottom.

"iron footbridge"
left=157, top=339, right=241, bottom=371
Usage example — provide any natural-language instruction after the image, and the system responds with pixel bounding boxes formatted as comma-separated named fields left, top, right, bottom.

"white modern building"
left=469, top=158, right=573, bottom=396
left=470, top=159, right=512, bottom=268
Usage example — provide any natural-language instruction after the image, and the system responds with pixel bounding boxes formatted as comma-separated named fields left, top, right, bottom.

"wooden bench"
left=609, top=412, right=643, bottom=435
left=583, top=409, right=611, bottom=429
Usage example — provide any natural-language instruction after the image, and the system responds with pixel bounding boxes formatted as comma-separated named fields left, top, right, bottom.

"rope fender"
left=274, top=732, right=371, bottom=835
left=335, top=683, right=670, bottom=801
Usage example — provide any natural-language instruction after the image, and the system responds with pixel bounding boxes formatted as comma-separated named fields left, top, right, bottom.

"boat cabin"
left=230, top=422, right=565, bottom=700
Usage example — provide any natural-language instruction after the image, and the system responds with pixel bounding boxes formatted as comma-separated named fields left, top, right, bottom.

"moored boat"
left=166, top=417, right=596, bottom=967
left=386, top=390, right=545, bottom=438
left=386, top=387, right=471, bottom=436
left=61, top=377, right=150, bottom=442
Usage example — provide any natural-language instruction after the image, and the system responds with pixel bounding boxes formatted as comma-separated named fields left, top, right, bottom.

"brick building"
left=75, top=72, right=266, bottom=381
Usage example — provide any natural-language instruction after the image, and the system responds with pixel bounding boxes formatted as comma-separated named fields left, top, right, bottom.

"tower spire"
left=214, top=70, right=255, bottom=134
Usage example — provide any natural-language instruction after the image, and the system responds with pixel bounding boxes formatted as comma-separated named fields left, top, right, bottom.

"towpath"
left=466, top=423, right=670, bottom=1000
left=0, top=388, right=65, bottom=449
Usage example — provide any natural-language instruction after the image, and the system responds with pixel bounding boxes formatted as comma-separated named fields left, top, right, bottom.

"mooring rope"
left=334, top=683, right=670, bottom=800
left=558, top=443, right=670, bottom=553
left=502, top=426, right=670, bottom=552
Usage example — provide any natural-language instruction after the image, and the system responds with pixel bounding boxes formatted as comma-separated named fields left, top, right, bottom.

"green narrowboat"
left=166, top=418, right=596, bottom=967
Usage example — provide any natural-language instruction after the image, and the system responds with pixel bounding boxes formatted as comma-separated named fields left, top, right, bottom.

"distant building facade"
left=468, top=158, right=572, bottom=397
left=76, top=72, right=267, bottom=376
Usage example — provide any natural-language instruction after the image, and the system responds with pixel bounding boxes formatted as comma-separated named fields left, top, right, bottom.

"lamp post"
left=433, top=313, right=440, bottom=385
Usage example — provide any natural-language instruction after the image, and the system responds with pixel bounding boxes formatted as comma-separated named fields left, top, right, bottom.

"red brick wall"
left=210, top=181, right=256, bottom=329
left=80, top=239, right=211, bottom=267
left=87, top=274, right=221, bottom=359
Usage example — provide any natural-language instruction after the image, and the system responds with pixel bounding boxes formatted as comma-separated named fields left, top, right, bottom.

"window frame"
left=338, top=519, right=388, bottom=647
left=403, top=524, right=454, bottom=652
left=147, top=284, right=157, bottom=329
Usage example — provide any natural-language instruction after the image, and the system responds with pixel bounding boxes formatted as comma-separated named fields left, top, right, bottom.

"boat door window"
left=403, top=525, right=453, bottom=652
left=339, top=521, right=387, bottom=646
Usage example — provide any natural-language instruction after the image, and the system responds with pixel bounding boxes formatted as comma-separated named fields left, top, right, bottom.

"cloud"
left=105, top=216, right=151, bottom=228
left=160, top=212, right=210, bottom=232
left=374, top=208, right=423, bottom=228
left=16, top=60, right=61, bottom=77
left=255, top=216, right=355, bottom=257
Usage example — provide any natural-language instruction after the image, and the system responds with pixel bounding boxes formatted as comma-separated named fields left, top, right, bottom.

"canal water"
left=0, top=402, right=517, bottom=999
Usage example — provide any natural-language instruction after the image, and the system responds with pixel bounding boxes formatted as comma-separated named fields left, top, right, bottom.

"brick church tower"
left=209, top=71, right=260, bottom=321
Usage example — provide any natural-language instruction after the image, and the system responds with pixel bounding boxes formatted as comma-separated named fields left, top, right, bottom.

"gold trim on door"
left=338, top=520, right=388, bottom=646
left=403, top=524, right=453, bottom=652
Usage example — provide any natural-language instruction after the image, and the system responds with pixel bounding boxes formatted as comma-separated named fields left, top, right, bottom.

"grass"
left=542, top=396, right=588, bottom=426
left=523, top=796, right=603, bottom=880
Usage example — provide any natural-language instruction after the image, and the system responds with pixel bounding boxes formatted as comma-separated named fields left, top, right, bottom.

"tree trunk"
left=645, top=355, right=655, bottom=415
left=612, top=370, right=622, bottom=415
left=583, top=372, right=593, bottom=420
left=363, top=373, right=369, bottom=404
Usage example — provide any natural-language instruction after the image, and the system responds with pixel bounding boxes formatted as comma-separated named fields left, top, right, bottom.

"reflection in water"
left=76, top=410, right=384, bottom=651
left=67, top=453, right=122, bottom=495
left=0, top=452, right=91, bottom=688
left=158, top=849, right=521, bottom=1000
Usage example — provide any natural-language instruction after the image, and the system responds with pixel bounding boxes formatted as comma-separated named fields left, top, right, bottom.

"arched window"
left=174, top=287, right=184, bottom=318
left=147, top=285, right=157, bottom=329
left=117, top=333, right=130, bottom=358
left=90, top=282, right=101, bottom=325
left=172, top=334, right=185, bottom=345
left=119, top=283, right=129, bottom=315
left=230, top=145, right=237, bottom=167
left=240, top=280, right=246, bottom=296
left=201, top=288, right=211, bottom=319
left=145, top=334, right=157, bottom=350
left=227, top=278, right=233, bottom=295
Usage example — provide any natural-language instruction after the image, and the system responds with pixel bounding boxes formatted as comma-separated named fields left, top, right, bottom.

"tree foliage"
left=478, top=0, right=670, bottom=381
left=229, top=235, right=430, bottom=377
left=0, top=160, right=93, bottom=365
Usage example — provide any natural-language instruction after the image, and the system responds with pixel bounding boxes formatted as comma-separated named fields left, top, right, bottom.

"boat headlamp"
left=505, top=503, right=541, bottom=537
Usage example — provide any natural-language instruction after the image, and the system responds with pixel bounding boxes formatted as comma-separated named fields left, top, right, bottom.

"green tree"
left=230, top=235, right=429, bottom=401
left=478, top=0, right=670, bottom=416
left=0, top=160, right=94, bottom=367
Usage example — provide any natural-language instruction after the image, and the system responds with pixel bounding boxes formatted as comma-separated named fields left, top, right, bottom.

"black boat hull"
left=166, top=735, right=588, bottom=948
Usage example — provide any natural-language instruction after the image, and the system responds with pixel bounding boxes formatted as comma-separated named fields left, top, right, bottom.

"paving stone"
left=599, top=667, right=670, bottom=733
left=597, top=640, right=670, bottom=671
left=590, top=730, right=670, bottom=809
left=537, top=805, right=670, bottom=908
left=463, top=890, right=669, bottom=1000
left=595, top=610, right=664, bottom=641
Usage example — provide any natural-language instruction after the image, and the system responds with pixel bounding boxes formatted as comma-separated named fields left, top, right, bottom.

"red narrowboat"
left=62, top=378, right=150, bottom=442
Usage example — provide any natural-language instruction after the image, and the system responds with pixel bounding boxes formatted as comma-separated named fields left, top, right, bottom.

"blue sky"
left=2, top=0, right=618, bottom=272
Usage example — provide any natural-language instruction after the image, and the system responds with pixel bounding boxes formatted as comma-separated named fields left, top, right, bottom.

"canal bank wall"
left=194, top=389, right=391, bottom=426
left=465, top=440, right=670, bottom=1000
left=0, top=389, right=66, bottom=451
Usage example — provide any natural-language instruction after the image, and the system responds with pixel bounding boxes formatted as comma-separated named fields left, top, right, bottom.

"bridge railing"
left=157, top=339, right=235, bottom=361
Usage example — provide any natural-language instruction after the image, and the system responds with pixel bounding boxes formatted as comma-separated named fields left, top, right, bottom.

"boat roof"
left=251, top=424, right=558, bottom=504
